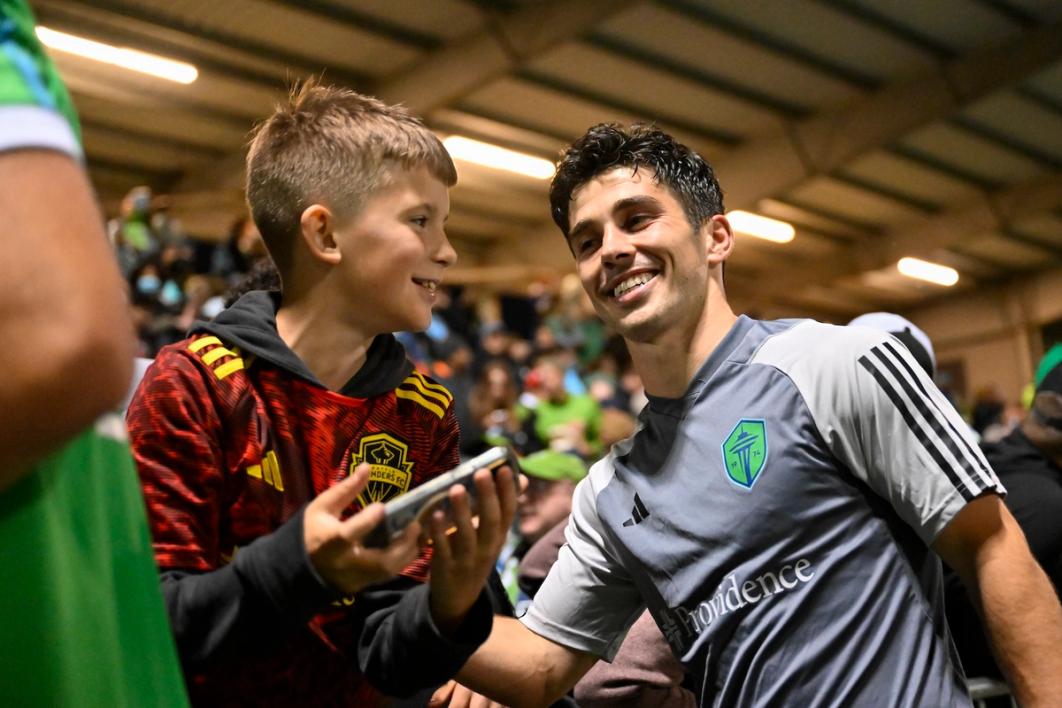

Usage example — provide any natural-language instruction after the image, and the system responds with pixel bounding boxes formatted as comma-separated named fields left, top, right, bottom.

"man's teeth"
left=418, top=280, right=437, bottom=293
left=613, top=273, right=653, bottom=297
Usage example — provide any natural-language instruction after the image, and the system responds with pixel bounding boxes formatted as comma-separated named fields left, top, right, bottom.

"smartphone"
left=363, top=446, right=520, bottom=548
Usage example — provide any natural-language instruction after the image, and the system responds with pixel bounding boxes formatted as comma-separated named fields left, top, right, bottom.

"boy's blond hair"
left=245, top=79, right=457, bottom=278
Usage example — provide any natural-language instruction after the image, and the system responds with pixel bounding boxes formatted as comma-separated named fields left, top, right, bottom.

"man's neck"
left=628, top=292, right=737, bottom=399
left=275, top=292, right=375, bottom=392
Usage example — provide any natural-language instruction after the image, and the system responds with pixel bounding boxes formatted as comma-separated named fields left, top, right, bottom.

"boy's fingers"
left=428, top=681, right=456, bottom=707
left=473, top=470, right=501, bottom=543
left=447, top=483, right=476, bottom=556
left=429, top=510, right=453, bottom=566
left=315, top=464, right=371, bottom=516
left=380, top=520, right=421, bottom=567
left=337, top=501, right=385, bottom=543
left=496, top=467, right=518, bottom=526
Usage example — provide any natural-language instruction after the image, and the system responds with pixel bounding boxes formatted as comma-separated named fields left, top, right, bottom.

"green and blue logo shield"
left=721, top=419, right=768, bottom=489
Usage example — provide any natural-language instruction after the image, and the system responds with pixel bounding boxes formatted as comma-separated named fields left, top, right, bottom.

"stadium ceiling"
left=33, top=0, right=1062, bottom=320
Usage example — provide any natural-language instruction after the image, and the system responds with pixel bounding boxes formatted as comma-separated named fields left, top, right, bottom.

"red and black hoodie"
left=127, top=290, right=492, bottom=706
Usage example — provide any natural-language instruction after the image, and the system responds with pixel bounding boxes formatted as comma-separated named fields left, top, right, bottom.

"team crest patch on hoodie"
left=350, top=433, right=414, bottom=505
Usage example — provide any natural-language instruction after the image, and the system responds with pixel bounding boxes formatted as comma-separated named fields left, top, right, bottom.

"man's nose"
left=600, top=224, right=634, bottom=264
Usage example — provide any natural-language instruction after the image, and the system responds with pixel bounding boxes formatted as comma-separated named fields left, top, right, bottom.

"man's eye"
left=626, top=213, right=651, bottom=229
left=411, top=216, right=428, bottom=227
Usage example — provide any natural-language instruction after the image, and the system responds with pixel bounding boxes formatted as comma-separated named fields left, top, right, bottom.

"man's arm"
left=0, top=150, right=134, bottom=488
left=456, top=616, right=599, bottom=708
left=934, top=494, right=1062, bottom=707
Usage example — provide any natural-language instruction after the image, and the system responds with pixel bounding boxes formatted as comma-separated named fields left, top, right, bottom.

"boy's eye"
left=411, top=216, right=429, bottom=227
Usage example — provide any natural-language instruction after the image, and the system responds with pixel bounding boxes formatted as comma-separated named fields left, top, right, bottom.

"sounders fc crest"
left=721, top=419, right=768, bottom=489
left=350, top=433, right=414, bottom=506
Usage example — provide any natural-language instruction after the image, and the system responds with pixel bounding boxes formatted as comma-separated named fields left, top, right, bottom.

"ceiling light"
left=897, top=257, right=959, bottom=286
left=443, top=136, right=554, bottom=180
left=727, top=210, right=795, bottom=243
left=35, top=26, right=198, bottom=84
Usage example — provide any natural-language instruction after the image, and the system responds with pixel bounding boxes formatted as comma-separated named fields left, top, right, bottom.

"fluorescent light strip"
left=443, top=136, right=554, bottom=180
left=897, top=257, right=959, bottom=286
left=36, top=26, right=198, bottom=84
left=727, top=210, right=795, bottom=243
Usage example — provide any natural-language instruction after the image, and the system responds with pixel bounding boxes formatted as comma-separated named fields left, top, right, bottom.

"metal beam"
left=752, top=172, right=1062, bottom=300
left=263, top=0, right=442, bottom=50
left=53, top=0, right=372, bottom=89
left=33, top=4, right=291, bottom=91
left=951, top=116, right=1062, bottom=170
left=376, top=0, right=639, bottom=114
left=815, top=0, right=956, bottom=60
left=78, top=118, right=227, bottom=158
left=661, top=0, right=880, bottom=89
left=175, top=0, right=637, bottom=193
left=515, top=70, right=742, bottom=147
left=583, top=33, right=808, bottom=119
left=716, top=14, right=1062, bottom=209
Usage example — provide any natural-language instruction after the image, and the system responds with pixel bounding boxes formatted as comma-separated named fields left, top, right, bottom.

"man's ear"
left=299, top=204, right=341, bottom=265
left=705, top=214, right=735, bottom=266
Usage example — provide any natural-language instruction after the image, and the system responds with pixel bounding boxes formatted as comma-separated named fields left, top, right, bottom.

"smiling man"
left=453, top=124, right=1062, bottom=708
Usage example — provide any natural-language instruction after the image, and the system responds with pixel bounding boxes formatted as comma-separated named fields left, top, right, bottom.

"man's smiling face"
left=566, top=167, right=710, bottom=344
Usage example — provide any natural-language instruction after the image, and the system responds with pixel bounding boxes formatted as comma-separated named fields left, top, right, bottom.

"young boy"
left=127, top=81, right=515, bottom=706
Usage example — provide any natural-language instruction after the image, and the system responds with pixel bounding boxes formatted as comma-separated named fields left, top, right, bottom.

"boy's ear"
left=299, top=204, right=342, bottom=265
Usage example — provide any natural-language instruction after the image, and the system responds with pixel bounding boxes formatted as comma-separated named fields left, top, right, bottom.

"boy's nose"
left=435, top=231, right=458, bottom=268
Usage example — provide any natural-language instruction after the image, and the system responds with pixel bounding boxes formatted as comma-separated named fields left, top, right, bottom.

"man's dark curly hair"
left=549, top=123, right=725, bottom=236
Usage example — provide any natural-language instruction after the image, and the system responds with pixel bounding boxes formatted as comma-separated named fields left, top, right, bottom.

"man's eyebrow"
left=614, top=195, right=664, bottom=213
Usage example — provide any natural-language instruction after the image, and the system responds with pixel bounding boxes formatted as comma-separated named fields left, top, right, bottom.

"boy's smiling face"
left=331, top=165, right=456, bottom=335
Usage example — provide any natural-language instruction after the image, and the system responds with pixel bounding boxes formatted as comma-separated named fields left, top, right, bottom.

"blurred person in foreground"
left=449, top=123, right=1062, bottom=707
left=126, top=80, right=515, bottom=706
left=0, top=1, right=187, bottom=704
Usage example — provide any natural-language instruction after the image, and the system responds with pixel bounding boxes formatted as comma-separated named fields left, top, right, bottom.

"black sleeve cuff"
left=358, top=583, right=494, bottom=696
left=233, top=505, right=341, bottom=619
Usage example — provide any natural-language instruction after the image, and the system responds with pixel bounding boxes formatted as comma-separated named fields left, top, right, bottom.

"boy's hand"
left=429, top=680, right=507, bottom=707
left=428, top=465, right=518, bottom=635
left=304, top=463, right=421, bottom=594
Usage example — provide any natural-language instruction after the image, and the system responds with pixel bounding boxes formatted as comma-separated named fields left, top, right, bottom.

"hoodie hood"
left=192, top=290, right=413, bottom=398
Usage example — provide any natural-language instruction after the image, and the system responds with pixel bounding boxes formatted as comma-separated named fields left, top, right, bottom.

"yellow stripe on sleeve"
left=213, top=358, right=245, bottom=380
left=188, top=336, right=222, bottom=353
left=411, top=371, right=453, bottom=402
left=201, top=347, right=238, bottom=366
left=395, top=388, right=446, bottom=419
left=402, top=374, right=451, bottom=409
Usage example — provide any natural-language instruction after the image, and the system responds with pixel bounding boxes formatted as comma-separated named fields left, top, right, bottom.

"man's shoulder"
left=756, top=318, right=884, bottom=360
left=748, top=318, right=890, bottom=385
